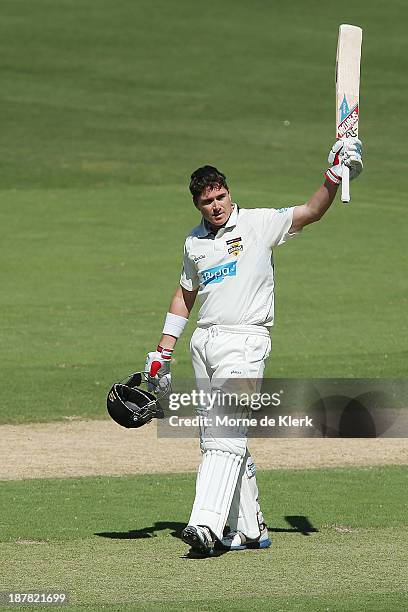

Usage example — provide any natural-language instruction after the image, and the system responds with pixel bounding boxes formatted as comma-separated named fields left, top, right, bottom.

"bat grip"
left=341, top=165, right=350, bottom=203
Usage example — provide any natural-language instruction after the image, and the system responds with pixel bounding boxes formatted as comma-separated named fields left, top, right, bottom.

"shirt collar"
left=197, top=203, right=239, bottom=237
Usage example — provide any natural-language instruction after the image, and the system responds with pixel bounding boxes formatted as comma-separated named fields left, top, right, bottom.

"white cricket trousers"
left=188, top=324, right=271, bottom=541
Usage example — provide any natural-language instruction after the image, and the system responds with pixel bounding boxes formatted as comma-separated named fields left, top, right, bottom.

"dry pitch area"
left=2, top=419, right=407, bottom=480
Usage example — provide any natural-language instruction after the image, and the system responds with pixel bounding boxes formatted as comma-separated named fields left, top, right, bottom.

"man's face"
left=195, top=185, right=233, bottom=228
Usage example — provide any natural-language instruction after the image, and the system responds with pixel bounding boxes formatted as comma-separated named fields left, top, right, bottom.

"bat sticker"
left=337, top=101, right=359, bottom=138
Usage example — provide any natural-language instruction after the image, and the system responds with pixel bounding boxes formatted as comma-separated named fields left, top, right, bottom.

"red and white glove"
left=325, top=137, right=363, bottom=185
left=145, top=345, right=173, bottom=393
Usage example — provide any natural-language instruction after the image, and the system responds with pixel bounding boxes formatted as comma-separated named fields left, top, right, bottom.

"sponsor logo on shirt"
left=193, top=254, right=206, bottom=262
left=200, top=261, right=237, bottom=286
left=277, top=207, right=289, bottom=213
left=226, top=236, right=243, bottom=256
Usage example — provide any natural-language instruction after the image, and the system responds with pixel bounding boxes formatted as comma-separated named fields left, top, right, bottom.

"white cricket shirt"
left=180, top=205, right=299, bottom=327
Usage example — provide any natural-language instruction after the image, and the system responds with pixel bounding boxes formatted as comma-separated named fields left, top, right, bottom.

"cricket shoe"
left=220, top=524, right=271, bottom=551
left=181, top=525, right=215, bottom=556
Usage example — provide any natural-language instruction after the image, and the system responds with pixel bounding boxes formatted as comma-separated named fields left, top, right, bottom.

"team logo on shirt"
left=200, top=261, right=237, bottom=286
left=226, top=236, right=243, bottom=257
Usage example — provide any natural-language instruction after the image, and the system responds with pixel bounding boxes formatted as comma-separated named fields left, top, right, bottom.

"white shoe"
left=221, top=524, right=271, bottom=551
left=181, top=525, right=215, bottom=555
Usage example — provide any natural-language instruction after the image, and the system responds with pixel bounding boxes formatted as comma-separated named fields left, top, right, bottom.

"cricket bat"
left=335, top=24, right=363, bottom=203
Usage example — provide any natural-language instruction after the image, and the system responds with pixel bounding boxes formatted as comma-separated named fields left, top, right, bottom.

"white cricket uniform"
left=180, top=204, right=296, bottom=327
left=180, top=204, right=299, bottom=541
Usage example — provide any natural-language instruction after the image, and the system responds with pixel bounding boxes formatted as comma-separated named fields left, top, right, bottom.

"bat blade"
left=335, top=24, right=362, bottom=204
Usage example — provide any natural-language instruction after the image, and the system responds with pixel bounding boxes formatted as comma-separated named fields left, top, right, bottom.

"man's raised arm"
left=290, top=137, right=363, bottom=233
left=290, top=179, right=338, bottom=232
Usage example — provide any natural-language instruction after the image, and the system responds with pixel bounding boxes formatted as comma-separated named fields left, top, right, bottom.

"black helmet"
left=107, top=372, right=165, bottom=428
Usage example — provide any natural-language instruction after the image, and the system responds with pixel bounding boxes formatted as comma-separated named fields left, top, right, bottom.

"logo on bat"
left=337, top=95, right=359, bottom=138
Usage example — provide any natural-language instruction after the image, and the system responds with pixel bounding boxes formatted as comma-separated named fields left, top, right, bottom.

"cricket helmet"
left=107, top=372, right=165, bottom=429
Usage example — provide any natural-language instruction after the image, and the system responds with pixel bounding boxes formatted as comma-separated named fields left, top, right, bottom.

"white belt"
left=201, top=324, right=270, bottom=338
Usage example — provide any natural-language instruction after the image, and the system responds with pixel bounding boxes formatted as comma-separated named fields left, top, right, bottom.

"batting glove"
left=325, top=137, right=363, bottom=185
left=145, top=345, right=172, bottom=393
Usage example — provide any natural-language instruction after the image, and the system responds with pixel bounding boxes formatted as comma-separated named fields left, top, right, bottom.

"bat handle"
left=341, top=165, right=350, bottom=203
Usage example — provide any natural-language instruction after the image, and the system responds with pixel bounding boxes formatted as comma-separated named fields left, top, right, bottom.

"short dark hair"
left=189, top=165, right=229, bottom=204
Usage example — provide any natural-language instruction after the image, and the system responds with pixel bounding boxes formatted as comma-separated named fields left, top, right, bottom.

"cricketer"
left=145, top=138, right=363, bottom=555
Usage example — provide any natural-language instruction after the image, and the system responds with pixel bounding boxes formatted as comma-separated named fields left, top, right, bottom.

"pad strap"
left=227, top=453, right=264, bottom=540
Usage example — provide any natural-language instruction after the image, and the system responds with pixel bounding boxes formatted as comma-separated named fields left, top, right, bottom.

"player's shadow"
left=269, top=515, right=318, bottom=536
left=95, top=516, right=317, bottom=541
left=183, top=548, right=228, bottom=559
left=95, top=521, right=185, bottom=540
left=95, top=522, right=230, bottom=558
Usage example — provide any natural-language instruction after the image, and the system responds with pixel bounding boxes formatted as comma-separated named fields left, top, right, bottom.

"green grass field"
left=1, top=2, right=407, bottom=611
left=0, top=0, right=407, bottom=423
left=1, top=467, right=407, bottom=610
